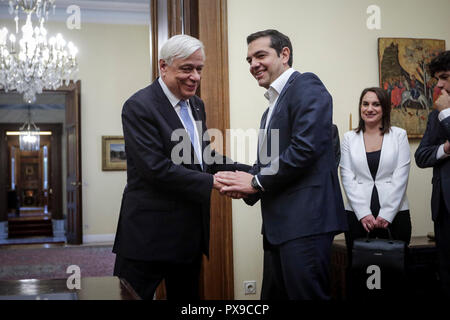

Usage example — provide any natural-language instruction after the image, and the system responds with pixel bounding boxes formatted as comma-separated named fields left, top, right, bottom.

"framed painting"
left=378, top=38, right=446, bottom=138
left=102, top=136, right=126, bottom=171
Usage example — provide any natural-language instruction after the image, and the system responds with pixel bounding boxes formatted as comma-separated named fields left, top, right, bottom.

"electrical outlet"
left=244, top=280, right=256, bottom=295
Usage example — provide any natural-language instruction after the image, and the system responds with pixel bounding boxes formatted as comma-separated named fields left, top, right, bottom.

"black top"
left=366, top=150, right=381, bottom=217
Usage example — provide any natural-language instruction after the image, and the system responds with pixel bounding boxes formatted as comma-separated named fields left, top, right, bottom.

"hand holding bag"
left=351, top=228, right=406, bottom=272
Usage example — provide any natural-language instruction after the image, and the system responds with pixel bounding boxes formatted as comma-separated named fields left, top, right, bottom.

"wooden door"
left=0, top=127, right=8, bottom=222
left=150, top=0, right=234, bottom=299
left=63, top=81, right=82, bottom=244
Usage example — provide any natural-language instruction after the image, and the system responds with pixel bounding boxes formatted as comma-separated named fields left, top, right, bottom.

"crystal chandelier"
left=8, top=0, right=56, bottom=32
left=0, top=0, right=78, bottom=104
left=19, top=105, right=40, bottom=151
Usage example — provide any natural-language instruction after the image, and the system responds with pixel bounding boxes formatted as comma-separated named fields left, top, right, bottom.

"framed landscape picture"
left=102, top=136, right=126, bottom=171
left=378, top=37, right=446, bottom=138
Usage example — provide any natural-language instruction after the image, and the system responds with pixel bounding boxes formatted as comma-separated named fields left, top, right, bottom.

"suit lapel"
left=357, top=132, right=374, bottom=181
left=265, top=71, right=300, bottom=132
left=258, top=108, right=270, bottom=163
left=189, top=97, right=206, bottom=171
left=258, top=72, right=300, bottom=164
left=153, top=80, right=185, bottom=132
left=189, top=97, right=204, bottom=148
left=375, top=130, right=389, bottom=180
left=152, top=80, right=203, bottom=170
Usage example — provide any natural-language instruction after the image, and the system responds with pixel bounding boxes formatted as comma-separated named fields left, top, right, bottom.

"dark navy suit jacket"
left=113, top=79, right=249, bottom=263
left=415, top=110, right=450, bottom=221
left=245, top=71, right=347, bottom=245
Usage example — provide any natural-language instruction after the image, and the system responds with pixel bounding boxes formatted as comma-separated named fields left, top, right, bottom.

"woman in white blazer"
left=340, top=87, right=412, bottom=250
left=340, top=87, right=412, bottom=299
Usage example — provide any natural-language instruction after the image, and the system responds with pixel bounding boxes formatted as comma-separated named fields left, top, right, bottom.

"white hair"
left=159, top=34, right=205, bottom=65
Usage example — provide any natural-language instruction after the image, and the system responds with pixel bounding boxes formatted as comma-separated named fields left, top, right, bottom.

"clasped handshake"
left=212, top=171, right=258, bottom=199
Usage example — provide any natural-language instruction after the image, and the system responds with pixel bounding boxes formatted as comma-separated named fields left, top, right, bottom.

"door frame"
left=150, top=0, right=234, bottom=299
left=55, top=81, right=82, bottom=244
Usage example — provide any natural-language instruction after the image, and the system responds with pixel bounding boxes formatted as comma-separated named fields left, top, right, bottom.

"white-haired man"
left=112, top=35, right=249, bottom=300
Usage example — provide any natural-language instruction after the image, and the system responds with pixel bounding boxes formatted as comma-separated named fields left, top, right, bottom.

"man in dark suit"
left=415, top=50, right=450, bottom=299
left=112, top=34, right=249, bottom=300
left=216, top=30, right=347, bottom=299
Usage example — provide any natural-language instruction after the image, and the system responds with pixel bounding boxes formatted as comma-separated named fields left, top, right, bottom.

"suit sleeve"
left=256, top=74, right=332, bottom=191
left=441, top=115, right=450, bottom=139
left=339, top=133, right=371, bottom=221
left=332, top=124, right=341, bottom=168
left=378, top=130, right=410, bottom=223
left=415, top=111, right=441, bottom=168
left=122, top=99, right=213, bottom=203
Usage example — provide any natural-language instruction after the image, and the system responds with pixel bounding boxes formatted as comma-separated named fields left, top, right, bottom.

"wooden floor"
left=0, top=242, right=115, bottom=250
left=0, top=242, right=66, bottom=250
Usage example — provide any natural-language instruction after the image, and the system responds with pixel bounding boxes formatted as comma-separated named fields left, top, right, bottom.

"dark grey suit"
left=245, top=71, right=347, bottom=299
left=113, top=79, right=249, bottom=299
left=415, top=110, right=450, bottom=298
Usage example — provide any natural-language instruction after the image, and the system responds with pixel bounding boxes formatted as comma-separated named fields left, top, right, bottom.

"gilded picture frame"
left=102, top=136, right=126, bottom=171
left=378, top=37, right=446, bottom=138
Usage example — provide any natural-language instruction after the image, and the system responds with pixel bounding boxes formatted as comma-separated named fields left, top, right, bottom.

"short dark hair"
left=428, top=50, right=450, bottom=77
left=355, top=87, right=391, bottom=135
left=247, top=29, right=293, bottom=67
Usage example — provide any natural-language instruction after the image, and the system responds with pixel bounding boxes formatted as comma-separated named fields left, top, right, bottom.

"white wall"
left=228, top=0, right=450, bottom=299
left=66, top=22, right=150, bottom=238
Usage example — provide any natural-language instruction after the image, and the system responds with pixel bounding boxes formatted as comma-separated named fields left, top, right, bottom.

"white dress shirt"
left=158, top=77, right=203, bottom=167
left=263, top=68, right=295, bottom=131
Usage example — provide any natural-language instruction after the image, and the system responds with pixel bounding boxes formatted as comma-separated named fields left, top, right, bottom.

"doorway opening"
left=0, top=82, right=82, bottom=245
left=4, top=123, right=64, bottom=244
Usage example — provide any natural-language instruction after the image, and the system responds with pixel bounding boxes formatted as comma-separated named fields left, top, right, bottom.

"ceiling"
left=0, top=0, right=150, bottom=25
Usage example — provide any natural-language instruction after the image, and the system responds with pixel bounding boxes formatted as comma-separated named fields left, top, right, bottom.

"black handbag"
left=351, top=228, right=406, bottom=272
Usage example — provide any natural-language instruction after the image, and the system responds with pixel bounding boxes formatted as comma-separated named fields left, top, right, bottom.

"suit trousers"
left=261, top=232, right=335, bottom=300
left=113, top=254, right=202, bottom=300
left=434, top=193, right=450, bottom=299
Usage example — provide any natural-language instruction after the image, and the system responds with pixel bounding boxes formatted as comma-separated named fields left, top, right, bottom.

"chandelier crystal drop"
left=19, top=105, right=40, bottom=151
left=0, top=0, right=78, bottom=104
left=8, top=0, right=56, bottom=32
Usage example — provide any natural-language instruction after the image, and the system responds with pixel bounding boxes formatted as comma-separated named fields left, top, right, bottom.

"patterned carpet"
left=0, top=245, right=116, bottom=280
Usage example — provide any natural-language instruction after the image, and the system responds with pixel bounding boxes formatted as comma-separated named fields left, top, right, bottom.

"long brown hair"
left=355, top=87, right=391, bottom=134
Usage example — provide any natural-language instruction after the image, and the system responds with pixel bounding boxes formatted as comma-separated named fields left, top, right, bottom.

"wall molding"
left=0, top=0, right=150, bottom=25
left=82, top=233, right=115, bottom=243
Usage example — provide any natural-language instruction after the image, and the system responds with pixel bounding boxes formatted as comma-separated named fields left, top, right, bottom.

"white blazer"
left=340, top=126, right=410, bottom=223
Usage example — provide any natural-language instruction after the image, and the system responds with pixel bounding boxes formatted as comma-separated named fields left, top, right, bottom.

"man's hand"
left=213, top=176, right=226, bottom=190
left=215, top=171, right=258, bottom=195
left=213, top=175, right=248, bottom=199
left=435, top=89, right=450, bottom=112
left=360, top=215, right=377, bottom=233
left=444, top=140, right=450, bottom=155
left=375, top=216, right=390, bottom=229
